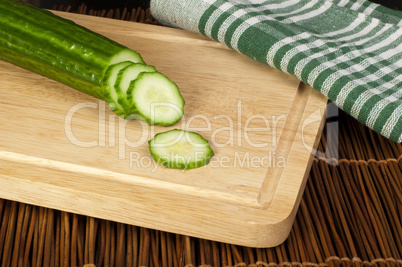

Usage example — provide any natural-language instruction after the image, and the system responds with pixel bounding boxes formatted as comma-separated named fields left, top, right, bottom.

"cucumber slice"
left=116, top=63, right=157, bottom=93
left=110, top=49, right=144, bottom=66
left=149, top=129, right=214, bottom=170
left=127, top=72, right=185, bottom=126
left=115, top=63, right=157, bottom=114
left=102, top=61, right=133, bottom=115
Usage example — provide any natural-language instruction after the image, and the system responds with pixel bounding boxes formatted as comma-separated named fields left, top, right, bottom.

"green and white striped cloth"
left=151, top=0, right=402, bottom=143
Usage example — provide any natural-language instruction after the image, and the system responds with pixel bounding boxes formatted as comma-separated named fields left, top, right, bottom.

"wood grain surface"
left=0, top=11, right=328, bottom=247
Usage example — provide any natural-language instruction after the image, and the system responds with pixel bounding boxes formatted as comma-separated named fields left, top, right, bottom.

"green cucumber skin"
left=153, top=153, right=214, bottom=170
left=0, top=45, right=99, bottom=97
left=0, top=0, right=142, bottom=99
left=0, top=29, right=103, bottom=98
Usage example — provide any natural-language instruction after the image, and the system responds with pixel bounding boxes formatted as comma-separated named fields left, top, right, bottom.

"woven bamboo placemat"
left=1, top=4, right=401, bottom=267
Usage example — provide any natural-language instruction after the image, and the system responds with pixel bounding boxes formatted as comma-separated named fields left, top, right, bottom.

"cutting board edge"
left=0, top=168, right=297, bottom=248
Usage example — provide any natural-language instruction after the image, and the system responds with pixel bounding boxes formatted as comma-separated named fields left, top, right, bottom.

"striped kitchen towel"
left=151, top=0, right=402, bottom=143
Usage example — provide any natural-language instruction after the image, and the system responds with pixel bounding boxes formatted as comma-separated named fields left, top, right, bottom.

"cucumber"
left=0, top=0, right=143, bottom=100
left=127, top=72, right=185, bottom=126
left=0, top=0, right=184, bottom=126
left=116, top=64, right=157, bottom=94
left=149, top=129, right=214, bottom=170
left=102, top=61, right=135, bottom=115
left=114, top=63, right=157, bottom=115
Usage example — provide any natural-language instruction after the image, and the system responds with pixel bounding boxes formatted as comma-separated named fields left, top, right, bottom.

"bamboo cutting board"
left=0, top=11, right=328, bottom=247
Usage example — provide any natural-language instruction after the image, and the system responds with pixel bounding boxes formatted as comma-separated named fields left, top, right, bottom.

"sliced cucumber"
left=115, top=63, right=157, bottom=115
left=0, top=0, right=145, bottom=100
left=116, top=63, right=157, bottom=93
left=149, top=129, right=214, bottom=170
left=102, top=61, right=134, bottom=116
left=0, top=0, right=186, bottom=126
left=127, top=72, right=185, bottom=126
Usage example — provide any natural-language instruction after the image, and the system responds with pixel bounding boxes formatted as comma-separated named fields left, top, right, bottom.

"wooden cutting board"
left=0, top=11, right=328, bottom=247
